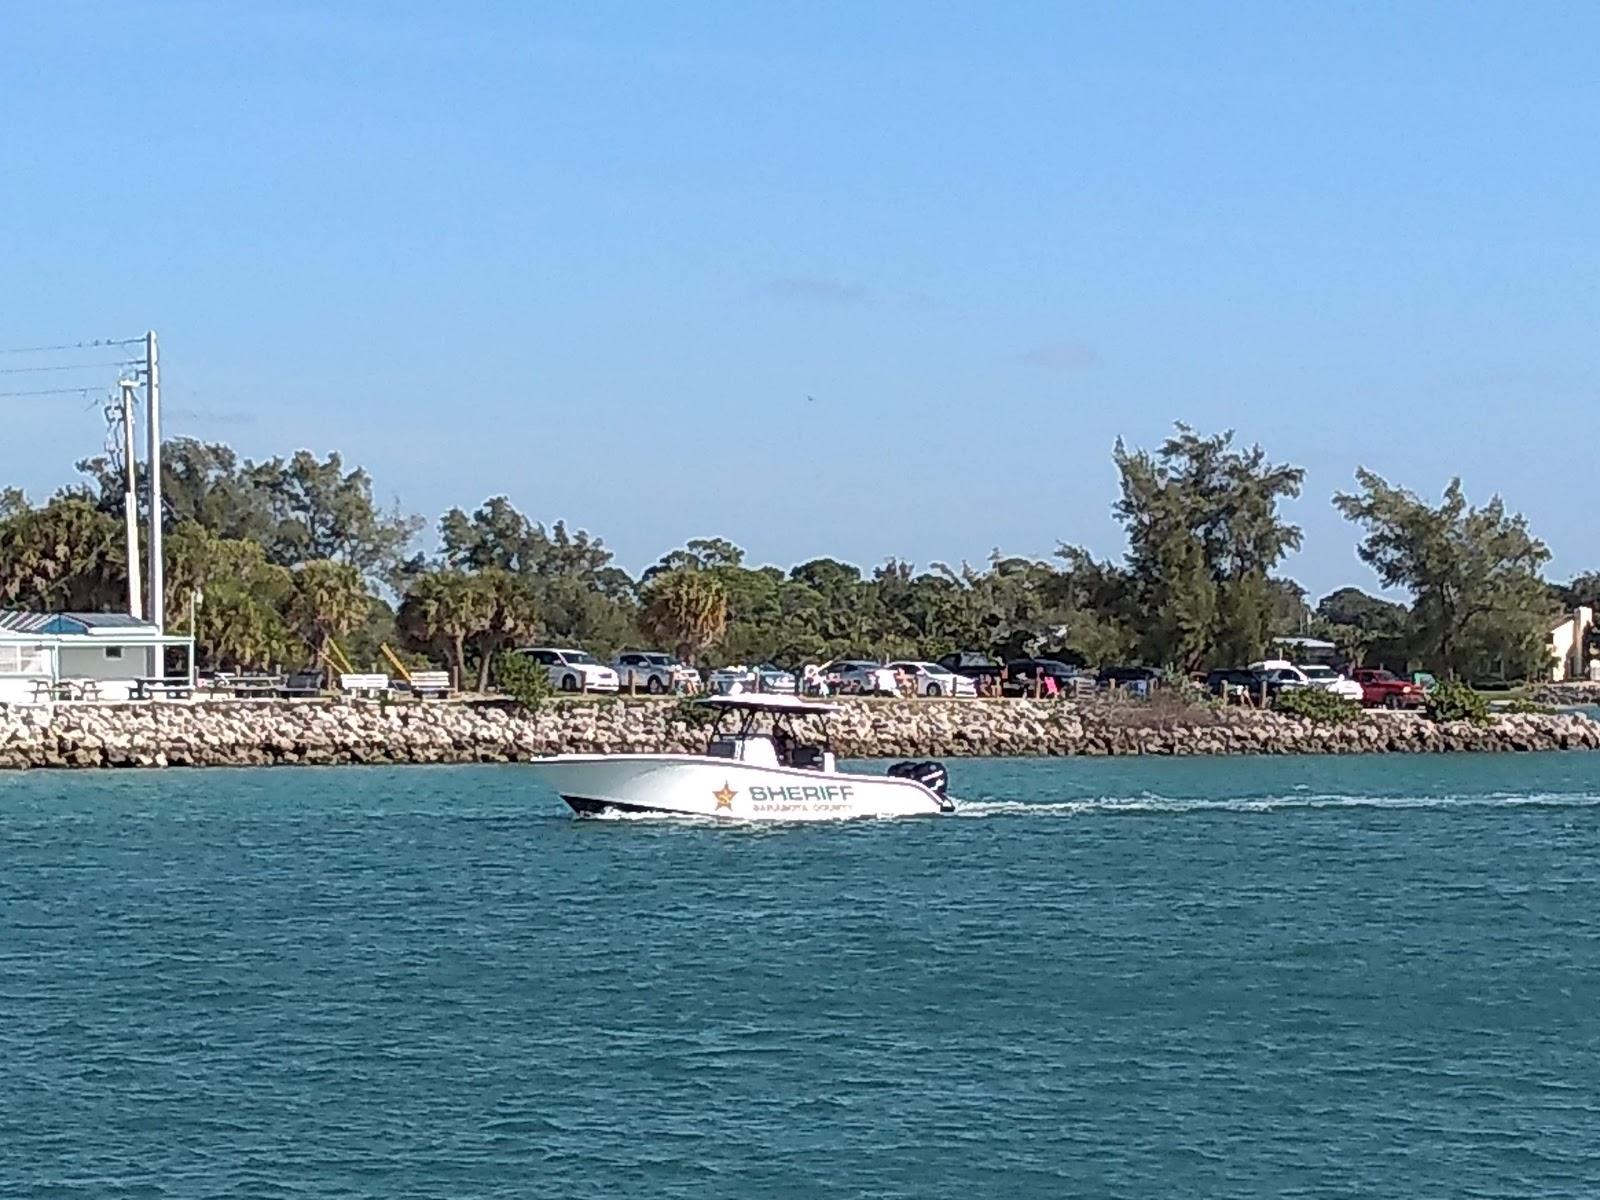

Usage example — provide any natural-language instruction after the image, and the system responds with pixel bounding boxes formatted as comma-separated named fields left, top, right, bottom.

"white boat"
left=525, top=694, right=954, bottom=821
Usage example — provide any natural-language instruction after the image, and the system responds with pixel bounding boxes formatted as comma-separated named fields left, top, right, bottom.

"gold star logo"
left=713, top=781, right=737, bottom=811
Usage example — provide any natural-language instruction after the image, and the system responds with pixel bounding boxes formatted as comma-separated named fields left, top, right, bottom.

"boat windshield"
left=706, top=701, right=833, bottom=767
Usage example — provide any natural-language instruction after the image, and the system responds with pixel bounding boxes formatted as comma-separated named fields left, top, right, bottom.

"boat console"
left=707, top=733, right=836, bottom=772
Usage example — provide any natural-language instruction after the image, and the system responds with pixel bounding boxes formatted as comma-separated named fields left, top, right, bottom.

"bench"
left=405, top=670, right=451, bottom=699
left=209, top=673, right=283, bottom=699
left=279, top=670, right=326, bottom=698
left=234, top=674, right=283, bottom=698
left=339, top=672, right=391, bottom=699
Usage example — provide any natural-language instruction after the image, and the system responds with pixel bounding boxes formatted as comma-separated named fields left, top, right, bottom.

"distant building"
left=1548, top=606, right=1596, bottom=683
left=0, top=611, right=195, bottom=704
left=1270, top=635, right=1338, bottom=665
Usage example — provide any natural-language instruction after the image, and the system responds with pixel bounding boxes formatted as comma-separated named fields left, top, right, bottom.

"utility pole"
left=119, top=380, right=143, bottom=621
left=145, top=330, right=163, bottom=634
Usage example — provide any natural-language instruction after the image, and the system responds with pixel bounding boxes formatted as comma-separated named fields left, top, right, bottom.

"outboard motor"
left=888, top=759, right=954, bottom=812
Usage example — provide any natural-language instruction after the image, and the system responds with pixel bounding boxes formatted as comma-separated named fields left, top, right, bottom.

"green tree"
left=639, top=569, right=728, bottom=663
left=468, top=569, right=543, bottom=693
left=250, top=451, right=420, bottom=582
left=438, top=498, right=636, bottom=653
left=644, top=536, right=746, bottom=581
left=165, top=521, right=296, bottom=670
left=76, top=441, right=419, bottom=584
left=1554, top=572, right=1600, bottom=612
left=396, top=569, right=494, bottom=690
left=1113, top=425, right=1304, bottom=669
left=1333, top=471, right=1554, bottom=680
left=0, top=497, right=126, bottom=611
left=287, top=559, right=373, bottom=665
left=1314, top=586, right=1411, bottom=668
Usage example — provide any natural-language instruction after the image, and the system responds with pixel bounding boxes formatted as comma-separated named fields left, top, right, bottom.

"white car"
left=885, top=660, right=977, bottom=698
left=707, top=663, right=797, bottom=695
left=1248, top=659, right=1314, bottom=693
left=1294, top=663, right=1364, bottom=702
left=518, top=647, right=620, bottom=693
left=612, top=650, right=701, bottom=694
left=820, top=660, right=899, bottom=696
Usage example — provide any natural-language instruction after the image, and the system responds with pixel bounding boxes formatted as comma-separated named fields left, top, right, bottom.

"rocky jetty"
left=1529, top=682, right=1600, bottom=706
left=1, top=697, right=1597, bottom=770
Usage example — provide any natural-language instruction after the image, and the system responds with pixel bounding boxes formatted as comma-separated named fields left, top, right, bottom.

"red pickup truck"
left=1350, top=668, right=1426, bottom=709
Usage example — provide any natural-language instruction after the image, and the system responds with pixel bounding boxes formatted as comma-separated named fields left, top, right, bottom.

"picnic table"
left=133, top=676, right=194, bottom=701
left=30, top=679, right=102, bottom=702
left=214, top=673, right=283, bottom=699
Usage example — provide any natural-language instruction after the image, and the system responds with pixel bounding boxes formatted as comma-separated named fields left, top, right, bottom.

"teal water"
left=5, top=754, right=1600, bottom=1198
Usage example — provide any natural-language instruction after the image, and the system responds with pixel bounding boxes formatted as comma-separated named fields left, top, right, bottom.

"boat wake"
left=952, top=791, right=1600, bottom=818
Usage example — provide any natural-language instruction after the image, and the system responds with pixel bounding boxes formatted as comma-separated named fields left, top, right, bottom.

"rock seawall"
left=1530, top=682, right=1600, bottom=706
left=1, top=698, right=1598, bottom=770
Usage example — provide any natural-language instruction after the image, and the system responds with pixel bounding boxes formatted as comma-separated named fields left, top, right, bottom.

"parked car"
left=1350, top=668, right=1427, bottom=709
left=612, top=650, right=701, bottom=694
left=937, top=652, right=1005, bottom=688
left=1294, top=663, right=1364, bottom=702
left=1003, top=658, right=1083, bottom=696
left=1247, top=660, right=1316, bottom=691
left=886, top=660, right=978, bottom=698
left=1253, top=666, right=1314, bottom=696
left=515, top=647, right=620, bottom=693
left=707, top=663, right=797, bottom=695
left=820, top=660, right=899, bottom=696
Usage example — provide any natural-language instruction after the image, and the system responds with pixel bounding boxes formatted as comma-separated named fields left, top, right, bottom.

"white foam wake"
left=951, top=792, right=1600, bottom=818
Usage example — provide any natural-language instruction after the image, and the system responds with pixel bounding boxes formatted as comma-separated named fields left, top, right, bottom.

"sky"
left=3, top=1, right=1596, bottom=598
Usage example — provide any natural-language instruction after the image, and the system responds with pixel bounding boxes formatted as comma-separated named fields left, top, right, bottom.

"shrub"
left=1273, top=687, right=1363, bottom=725
left=1425, top=680, right=1490, bottom=724
left=495, top=650, right=555, bottom=711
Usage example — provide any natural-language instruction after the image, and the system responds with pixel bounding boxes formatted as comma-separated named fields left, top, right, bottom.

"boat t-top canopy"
left=698, top=693, right=839, bottom=716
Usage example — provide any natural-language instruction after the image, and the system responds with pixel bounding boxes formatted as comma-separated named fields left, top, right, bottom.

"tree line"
left=0, top=426, right=1590, bottom=688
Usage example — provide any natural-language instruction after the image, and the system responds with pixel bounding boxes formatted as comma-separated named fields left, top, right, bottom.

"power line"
left=0, top=337, right=144, bottom=356
left=0, top=360, right=137, bottom=375
left=0, top=385, right=116, bottom=398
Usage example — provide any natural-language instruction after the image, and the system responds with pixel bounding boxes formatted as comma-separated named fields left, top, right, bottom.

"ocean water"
left=5, top=754, right=1600, bottom=1199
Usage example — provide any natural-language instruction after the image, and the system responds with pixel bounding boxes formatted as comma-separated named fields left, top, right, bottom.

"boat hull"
left=524, top=754, right=949, bottom=821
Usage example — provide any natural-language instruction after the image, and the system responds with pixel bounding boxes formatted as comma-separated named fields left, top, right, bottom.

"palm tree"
left=471, top=569, right=541, bottom=693
left=288, top=559, right=372, bottom=667
left=397, top=570, right=493, bottom=689
left=200, top=585, right=295, bottom=671
left=639, top=569, right=727, bottom=663
left=165, top=521, right=296, bottom=670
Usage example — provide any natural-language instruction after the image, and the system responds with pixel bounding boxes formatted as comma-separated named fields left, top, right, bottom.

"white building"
left=0, top=611, right=195, bottom=704
left=1549, top=606, right=1597, bottom=683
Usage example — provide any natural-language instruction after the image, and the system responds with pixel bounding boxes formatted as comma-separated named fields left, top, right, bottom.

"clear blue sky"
left=4, top=1, right=1596, bottom=598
